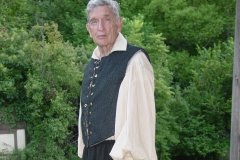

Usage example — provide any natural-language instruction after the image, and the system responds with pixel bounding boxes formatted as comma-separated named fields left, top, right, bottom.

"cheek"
left=88, top=28, right=95, bottom=35
left=109, top=25, right=119, bottom=36
left=89, top=30, right=97, bottom=39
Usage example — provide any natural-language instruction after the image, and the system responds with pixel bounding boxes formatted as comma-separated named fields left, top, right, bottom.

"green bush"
left=0, top=23, right=83, bottom=160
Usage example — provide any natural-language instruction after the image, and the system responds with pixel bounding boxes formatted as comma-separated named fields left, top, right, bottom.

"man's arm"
left=110, top=51, right=158, bottom=160
left=78, top=104, right=85, bottom=158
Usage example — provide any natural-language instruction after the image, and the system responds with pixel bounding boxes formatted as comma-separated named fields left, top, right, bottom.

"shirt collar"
left=92, top=33, right=127, bottom=60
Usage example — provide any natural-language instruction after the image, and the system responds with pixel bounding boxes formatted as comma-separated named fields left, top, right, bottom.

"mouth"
left=97, top=35, right=106, bottom=39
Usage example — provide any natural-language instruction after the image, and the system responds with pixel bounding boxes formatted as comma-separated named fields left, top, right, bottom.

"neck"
left=98, top=34, right=119, bottom=58
left=98, top=44, right=114, bottom=57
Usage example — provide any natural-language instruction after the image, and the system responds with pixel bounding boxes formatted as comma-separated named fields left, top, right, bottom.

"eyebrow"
left=90, top=13, right=112, bottom=19
left=89, top=15, right=113, bottom=22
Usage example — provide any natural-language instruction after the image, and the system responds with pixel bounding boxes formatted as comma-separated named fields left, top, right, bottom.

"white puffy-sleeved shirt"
left=78, top=33, right=158, bottom=160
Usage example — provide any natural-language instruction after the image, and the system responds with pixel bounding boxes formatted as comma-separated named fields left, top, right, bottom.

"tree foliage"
left=169, top=39, right=233, bottom=159
left=0, top=0, right=235, bottom=159
left=0, top=23, right=84, bottom=159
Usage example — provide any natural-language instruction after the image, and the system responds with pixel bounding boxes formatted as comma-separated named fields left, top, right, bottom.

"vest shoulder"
left=127, top=44, right=150, bottom=62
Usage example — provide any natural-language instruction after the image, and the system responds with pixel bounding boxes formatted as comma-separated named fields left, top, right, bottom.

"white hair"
left=86, top=0, right=120, bottom=21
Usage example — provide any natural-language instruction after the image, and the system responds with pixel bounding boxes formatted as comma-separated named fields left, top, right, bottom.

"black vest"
left=80, top=44, right=148, bottom=147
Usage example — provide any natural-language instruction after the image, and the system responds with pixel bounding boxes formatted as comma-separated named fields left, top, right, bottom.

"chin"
left=96, top=42, right=109, bottom=47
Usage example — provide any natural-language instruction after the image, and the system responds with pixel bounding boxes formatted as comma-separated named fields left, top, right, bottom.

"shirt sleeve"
left=110, top=51, right=158, bottom=160
left=77, top=104, right=85, bottom=158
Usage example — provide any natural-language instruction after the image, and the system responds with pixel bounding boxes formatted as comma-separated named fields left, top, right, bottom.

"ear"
left=86, top=24, right=92, bottom=37
left=117, top=17, right=123, bottom=33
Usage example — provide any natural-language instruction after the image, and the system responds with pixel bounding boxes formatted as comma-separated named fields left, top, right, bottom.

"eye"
left=104, top=16, right=113, bottom=22
left=89, top=19, right=98, bottom=26
left=105, top=18, right=111, bottom=21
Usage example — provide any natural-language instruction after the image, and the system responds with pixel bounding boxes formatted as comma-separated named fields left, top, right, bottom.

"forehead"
left=88, top=5, right=114, bottom=19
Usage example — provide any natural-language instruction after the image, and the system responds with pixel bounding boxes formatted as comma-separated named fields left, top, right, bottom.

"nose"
left=97, top=19, right=104, bottom=30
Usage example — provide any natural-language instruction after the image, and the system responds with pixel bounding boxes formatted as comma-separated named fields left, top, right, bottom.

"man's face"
left=86, top=6, right=122, bottom=49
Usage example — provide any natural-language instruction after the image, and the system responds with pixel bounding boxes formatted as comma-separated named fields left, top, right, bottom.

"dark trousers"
left=82, top=140, right=115, bottom=160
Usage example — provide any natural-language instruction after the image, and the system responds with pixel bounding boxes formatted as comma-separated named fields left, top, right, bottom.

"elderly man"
left=78, top=0, right=158, bottom=159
